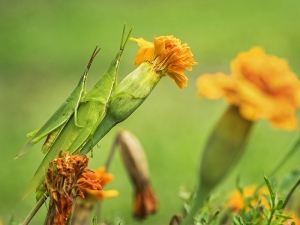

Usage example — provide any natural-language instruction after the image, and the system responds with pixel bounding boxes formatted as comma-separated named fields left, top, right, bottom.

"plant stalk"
left=22, top=193, right=48, bottom=225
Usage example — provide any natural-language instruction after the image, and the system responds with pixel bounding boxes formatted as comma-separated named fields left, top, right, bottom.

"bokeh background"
left=1, top=0, right=300, bottom=224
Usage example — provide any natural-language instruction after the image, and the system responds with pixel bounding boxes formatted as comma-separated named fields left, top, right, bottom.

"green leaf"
left=274, top=213, right=293, bottom=220
left=276, top=199, right=284, bottom=210
left=235, top=175, right=244, bottom=195
left=233, top=216, right=245, bottom=225
left=92, top=215, right=97, bottom=225
left=264, top=175, right=276, bottom=206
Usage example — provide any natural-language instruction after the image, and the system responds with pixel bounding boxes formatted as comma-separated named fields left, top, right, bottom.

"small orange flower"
left=283, top=210, right=300, bottom=225
left=226, top=185, right=300, bottom=224
left=79, top=167, right=118, bottom=201
left=131, top=36, right=198, bottom=89
left=226, top=185, right=269, bottom=213
left=197, top=47, right=300, bottom=130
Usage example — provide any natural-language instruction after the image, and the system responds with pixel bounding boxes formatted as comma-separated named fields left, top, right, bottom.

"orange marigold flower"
left=44, top=151, right=101, bottom=225
left=131, top=36, right=198, bottom=89
left=283, top=210, right=300, bottom=225
left=79, top=166, right=118, bottom=201
left=197, top=47, right=300, bottom=130
left=226, top=185, right=300, bottom=224
left=226, top=185, right=269, bottom=213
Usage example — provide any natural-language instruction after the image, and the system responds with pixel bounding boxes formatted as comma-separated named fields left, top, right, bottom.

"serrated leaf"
left=264, top=175, right=276, bottom=206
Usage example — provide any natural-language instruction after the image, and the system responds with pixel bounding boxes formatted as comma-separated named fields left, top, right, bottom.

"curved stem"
left=22, top=193, right=48, bottom=225
left=95, top=136, right=119, bottom=220
left=268, top=132, right=300, bottom=178
left=282, top=179, right=300, bottom=210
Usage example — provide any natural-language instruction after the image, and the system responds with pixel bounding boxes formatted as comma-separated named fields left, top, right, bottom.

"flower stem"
left=67, top=196, right=77, bottom=225
left=181, top=185, right=210, bottom=225
left=22, top=193, right=48, bottom=225
left=283, top=179, right=300, bottom=210
left=256, top=132, right=300, bottom=191
left=267, top=208, right=276, bottom=225
left=104, top=136, right=120, bottom=170
left=95, top=136, right=120, bottom=220
left=268, top=132, right=300, bottom=178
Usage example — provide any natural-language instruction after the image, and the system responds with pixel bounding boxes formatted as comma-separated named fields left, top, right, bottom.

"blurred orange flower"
left=283, top=210, right=300, bottom=225
left=226, top=185, right=300, bottom=224
left=131, top=36, right=198, bottom=89
left=197, top=47, right=300, bottom=129
left=226, top=185, right=269, bottom=213
left=79, top=167, right=118, bottom=201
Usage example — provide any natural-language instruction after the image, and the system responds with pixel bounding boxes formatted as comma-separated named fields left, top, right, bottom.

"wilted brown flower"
left=44, top=151, right=101, bottom=225
left=118, top=130, right=158, bottom=219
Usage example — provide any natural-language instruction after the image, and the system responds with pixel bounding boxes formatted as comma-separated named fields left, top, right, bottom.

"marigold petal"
left=130, top=38, right=153, bottom=48
left=79, top=166, right=117, bottom=201
left=153, top=36, right=166, bottom=57
left=131, top=35, right=197, bottom=89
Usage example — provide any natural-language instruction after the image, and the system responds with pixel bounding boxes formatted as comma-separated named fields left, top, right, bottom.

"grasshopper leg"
left=111, top=91, right=147, bottom=99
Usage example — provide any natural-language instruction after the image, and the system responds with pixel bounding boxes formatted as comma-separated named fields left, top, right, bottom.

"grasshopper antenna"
left=120, top=24, right=126, bottom=50
left=87, top=45, right=101, bottom=70
left=120, top=24, right=133, bottom=50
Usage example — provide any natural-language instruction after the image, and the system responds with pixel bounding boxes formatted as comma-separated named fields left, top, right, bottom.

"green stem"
left=95, top=136, right=120, bottom=220
left=181, top=185, right=210, bottom=225
left=267, top=208, right=276, bottom=225
left=256, top=131, right=300, bottom=191
left=282, top=179, right=300, bottom=209
left=22, top=193, right=48, bottom=225
left=268, top=131, right=300, bottom=178
left=104, top=136, right=119, bottom=170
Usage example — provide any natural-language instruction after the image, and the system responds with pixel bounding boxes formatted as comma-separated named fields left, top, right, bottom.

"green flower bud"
left=108, top=62, right=161, bottom=122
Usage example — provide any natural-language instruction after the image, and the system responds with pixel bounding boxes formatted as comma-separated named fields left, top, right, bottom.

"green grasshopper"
left=15, top=46, right=101, bottom=159
left=22, top=26, right=132, bottom=199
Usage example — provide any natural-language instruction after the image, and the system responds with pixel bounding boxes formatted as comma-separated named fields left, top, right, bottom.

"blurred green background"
left=1, top=0, right=300, bottom=224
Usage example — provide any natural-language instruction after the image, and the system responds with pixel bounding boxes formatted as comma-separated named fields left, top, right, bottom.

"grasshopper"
left=15, top=46, right=101, bottom=159
left=22, top=26, right=132, bottom=199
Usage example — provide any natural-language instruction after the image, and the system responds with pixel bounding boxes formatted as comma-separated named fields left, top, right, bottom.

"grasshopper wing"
left=15, top=46, right=100, bottom=159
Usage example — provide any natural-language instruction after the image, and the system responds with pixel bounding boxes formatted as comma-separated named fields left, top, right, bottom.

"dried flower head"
left=44, top=151, right=101, bottom=225
left=131, top=36, right=198, bottom=89
left=197, top=47, right=300, bottom=129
